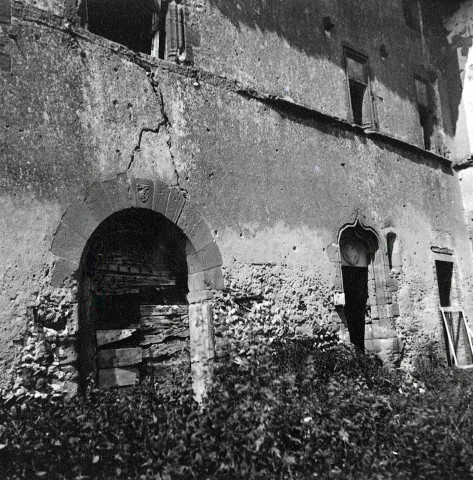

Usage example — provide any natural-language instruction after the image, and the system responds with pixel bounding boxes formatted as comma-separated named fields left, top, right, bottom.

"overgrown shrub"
left=1, top=339, right=473, bottom=479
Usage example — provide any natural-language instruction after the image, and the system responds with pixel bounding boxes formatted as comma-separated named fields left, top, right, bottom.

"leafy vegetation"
left=1, top=333, right=473, bottom=480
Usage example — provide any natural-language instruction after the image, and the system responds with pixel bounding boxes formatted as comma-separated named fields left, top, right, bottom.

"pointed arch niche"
left=327, top=214, right=401, bottom=362
left=50, top=174, right=223, bottom=399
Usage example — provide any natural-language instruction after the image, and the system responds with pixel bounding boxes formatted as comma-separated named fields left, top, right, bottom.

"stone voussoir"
left=188, top=266, right=224, bottom=291
left=188, top=219, right=214, bottom=253
left=153, top=179, right=170, bottom=215
left=61, top=199, right=100, bottom=240
left=50, top=258, right=79, bottom=288
left=82, top=182, right=114, bottom=224
left=188, top=241, right=223, bottom=274
left=51, top=221, right=87, bottom=264
left=177, top=203, right=202, bottom=239
left=165, top=187, right=186, bottom=223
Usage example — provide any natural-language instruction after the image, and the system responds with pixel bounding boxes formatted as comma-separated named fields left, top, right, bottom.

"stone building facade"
left=1, top=0, right=473, bottom=399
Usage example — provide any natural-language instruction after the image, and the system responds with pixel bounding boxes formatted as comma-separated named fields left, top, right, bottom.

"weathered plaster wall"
left=158, top=67, right=473, bottom=366
left=444, top=0, right=473, bottom=161
left=1, top=0, right=473, bottom=396
left=442, top=1, right=473, bottom=293
left=192, top=0, right=451, bottom=149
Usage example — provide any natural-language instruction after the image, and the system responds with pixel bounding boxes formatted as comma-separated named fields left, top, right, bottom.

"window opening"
left=339, top=223, right=378, bottom=350
left=79, top=0, right=156, bottom=55
left=415, top=76, right=436, bottom=151
left=402, top=0, right=420, bottom=31
left=386, top=232, right=397, bottom=271
left=78, top=0, right=194, bottom=63
left=345, top=49, right=376, bottom=129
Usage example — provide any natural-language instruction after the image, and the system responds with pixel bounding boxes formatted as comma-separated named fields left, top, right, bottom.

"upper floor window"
left=402, top=0, right=421, bottom=32
left=415, top=76, right=436, bottom=151
left=79, top=0, right=155, bottom=55
left=344, top=49, right=377, bottom=130
left=78, top=0, right=198, bottom=64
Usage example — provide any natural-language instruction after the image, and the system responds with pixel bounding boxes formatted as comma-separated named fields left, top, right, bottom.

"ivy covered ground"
left=1, top=334, right=473, bottom=480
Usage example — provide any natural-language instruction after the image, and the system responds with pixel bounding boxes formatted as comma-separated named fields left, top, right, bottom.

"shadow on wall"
left=207, top=0, right=463, bottom=138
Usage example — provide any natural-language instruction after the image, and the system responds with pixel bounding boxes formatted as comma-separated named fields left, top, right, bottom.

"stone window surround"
left=343, top=46, right=378, bottom=131
left=76, top=0, right=199, bottom=64
left=50, top=172, right=224, bottom=399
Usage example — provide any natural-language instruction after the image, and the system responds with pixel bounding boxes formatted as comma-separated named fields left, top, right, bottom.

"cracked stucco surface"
left=1, top=1, right=473, bottom=387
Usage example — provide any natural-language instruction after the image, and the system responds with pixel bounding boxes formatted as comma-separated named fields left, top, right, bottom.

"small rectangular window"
left=415, top=76, right=436, bottom=151
left=79, top=0, right=155, bottom=55
left=345, top=49, right=377, bottom=130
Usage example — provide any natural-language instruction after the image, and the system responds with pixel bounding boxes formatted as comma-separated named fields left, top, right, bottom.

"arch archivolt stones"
left=49, top=173, right=224, bottom=399
left=50, top=173, right=224, bottom=294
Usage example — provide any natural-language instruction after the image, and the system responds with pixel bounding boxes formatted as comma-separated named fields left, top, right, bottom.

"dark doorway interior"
left=339, top=223, right=378, bottom=350
left=342, top=266, right=369, bottom=350
left=436, top=260, right=453, bottom=307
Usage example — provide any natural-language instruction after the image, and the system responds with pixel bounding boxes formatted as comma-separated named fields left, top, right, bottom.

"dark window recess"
left=349, top=80, right=366, bottom=126
left=436, top=260, right=453, bottom=308
left=0, top=37, right=10, bottom=73
left=386, top=232, right=397, bottom=271
left=78, top=0, right=199, bottom=63
left=0, top=0, right=11, bottom=25
left=79, top=0, right=155, bottom=54
left=402, top=0, right=420, bottom=31
left=345, top=50, right=377, bottom=129
left=415, top=76, right=437, bottom=151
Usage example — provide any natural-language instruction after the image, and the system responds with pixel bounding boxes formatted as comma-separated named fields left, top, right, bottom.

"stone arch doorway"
left=339, top=222, right=378, bottom=350
left=50, top=174, right=223, bottom=398
left=79, top=208, right=190, bottom=390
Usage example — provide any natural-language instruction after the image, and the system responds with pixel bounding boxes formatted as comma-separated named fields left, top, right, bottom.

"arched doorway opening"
left=339, top=222, right=378, bottom=350
left=78, top=208, right=189, bottom=390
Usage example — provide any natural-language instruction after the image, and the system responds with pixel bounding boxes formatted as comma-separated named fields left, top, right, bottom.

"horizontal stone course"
left=187, top=289, right=214, bottom=304
left=188, top=266, right=224, bottom=291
